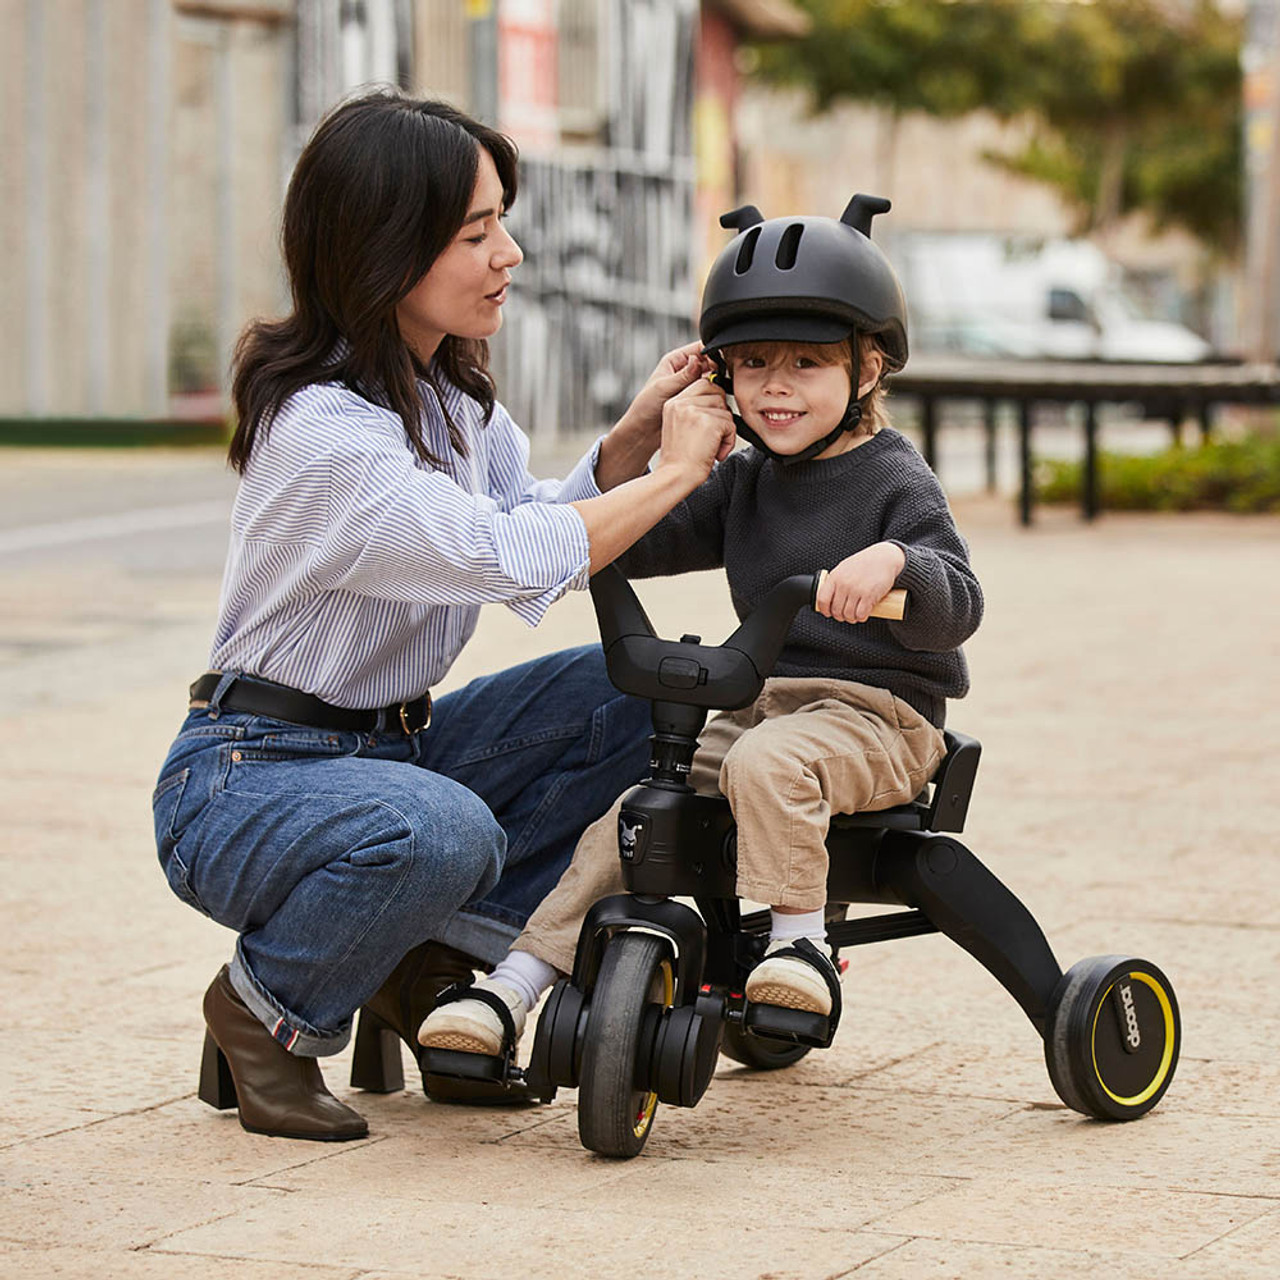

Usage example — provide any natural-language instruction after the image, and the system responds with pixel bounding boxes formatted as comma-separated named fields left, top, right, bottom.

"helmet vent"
left=734, top=227, right=761, bottom=275
left=775, top=224, right=804, bottom=270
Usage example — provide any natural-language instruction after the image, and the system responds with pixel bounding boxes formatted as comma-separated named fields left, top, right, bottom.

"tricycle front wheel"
left=577, top=932, right=675, bottom=1158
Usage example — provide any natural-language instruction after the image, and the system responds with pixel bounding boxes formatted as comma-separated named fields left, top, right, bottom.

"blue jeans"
left=151, top=646, right=650, bottom=1056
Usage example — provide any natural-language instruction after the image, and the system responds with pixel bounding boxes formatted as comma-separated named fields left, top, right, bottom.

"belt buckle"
left=398, top=692, right=432, bottom=736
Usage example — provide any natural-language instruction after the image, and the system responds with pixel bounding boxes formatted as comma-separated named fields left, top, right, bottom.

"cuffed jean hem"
left=437, top=908, right=521, bottom=969
left=229, top=945, right=352, bottom=1058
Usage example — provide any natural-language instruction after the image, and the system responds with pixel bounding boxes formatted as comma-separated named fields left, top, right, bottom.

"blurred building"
left=694, top=0, right=808, bottom=282
left=2, top=0, right=806, bottom=435
left=3, top=0, right=298, bottom=423
left=1244, top=0, right=1280, bottom=357
left=10, top=0, right=1238, bottom=437
left=484, top=0, right=701, bottom=438
left=735, top=86, right=1238, bottom=355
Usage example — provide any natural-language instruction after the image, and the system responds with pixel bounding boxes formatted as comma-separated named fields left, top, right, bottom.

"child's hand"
left=816, top=542, right=906, bottom=624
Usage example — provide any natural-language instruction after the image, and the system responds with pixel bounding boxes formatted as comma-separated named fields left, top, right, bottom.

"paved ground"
left=1, top=450, right=1279, bottom=1278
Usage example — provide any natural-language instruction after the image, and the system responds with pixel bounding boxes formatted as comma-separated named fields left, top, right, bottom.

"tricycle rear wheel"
left=1045, top=955, right=1180, bottom=1120
left=719, top=1023, right=810, bottom=1070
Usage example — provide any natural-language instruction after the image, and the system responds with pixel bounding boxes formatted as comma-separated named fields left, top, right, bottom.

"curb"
left=0, top=417, right=230, bottom=448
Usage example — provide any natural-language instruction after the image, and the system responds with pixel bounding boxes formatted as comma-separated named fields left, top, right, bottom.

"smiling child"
left=418, top=198, right=984, bottom=1055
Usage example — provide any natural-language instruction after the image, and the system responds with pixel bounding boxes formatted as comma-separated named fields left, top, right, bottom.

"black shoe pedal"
left=742, top=1002, right=834, bottom=1049
left=419, top=1047, right=557, bottom=1107
left=420, top=1046, right=508, bottom=1083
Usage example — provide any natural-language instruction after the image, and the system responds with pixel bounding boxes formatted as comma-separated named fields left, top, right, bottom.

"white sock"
left=487, top=949, right=559, bottom=1013
left=768, top=908, right=827, bottom=949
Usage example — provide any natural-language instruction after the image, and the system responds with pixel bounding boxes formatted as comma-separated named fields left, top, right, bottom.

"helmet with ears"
left=699, top=194, right=908, bottom=371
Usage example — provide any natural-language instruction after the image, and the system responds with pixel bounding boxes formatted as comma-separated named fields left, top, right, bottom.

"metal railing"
left=892, top=358, right=1280, bottom=524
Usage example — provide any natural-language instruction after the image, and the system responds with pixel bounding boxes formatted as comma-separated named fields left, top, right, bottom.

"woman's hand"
left=571, top=375, right=734, bottom=575
left=816, top=542, right=907, bottom=623
left=655, top=377, right=737, bottom=485
left=572, top=377, right=734, bottom=573
left=595, top=341, right=714, bottom=490
left=628, top=340, right=716, bottom=438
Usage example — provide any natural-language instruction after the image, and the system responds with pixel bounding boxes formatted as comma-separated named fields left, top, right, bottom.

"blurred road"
left=0, top=409, right=1193, bottom=716
left=0, top=450, right=237, bottom=717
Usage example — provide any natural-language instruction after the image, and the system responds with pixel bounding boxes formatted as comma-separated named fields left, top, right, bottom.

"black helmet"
left=699, top=194, right=908, bottom=371
left=698, top=195, right=908, bottom=464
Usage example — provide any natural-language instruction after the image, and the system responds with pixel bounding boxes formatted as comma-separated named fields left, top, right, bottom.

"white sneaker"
left=744, top=940, right=834, bottom=1015
left=417, top=977, right=527, bottom=1056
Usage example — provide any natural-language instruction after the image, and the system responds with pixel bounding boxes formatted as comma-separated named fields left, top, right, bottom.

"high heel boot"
left=350, top=940, right=484, bottom=1095
left=198, top=965, right=368, bottom=1141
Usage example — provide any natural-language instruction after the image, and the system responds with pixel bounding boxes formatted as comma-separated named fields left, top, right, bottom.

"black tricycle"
left=420, top=565, right=1182, bottom=1158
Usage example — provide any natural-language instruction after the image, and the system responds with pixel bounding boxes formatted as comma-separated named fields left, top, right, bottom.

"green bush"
left=1035, top=432, right=1280, bottom=513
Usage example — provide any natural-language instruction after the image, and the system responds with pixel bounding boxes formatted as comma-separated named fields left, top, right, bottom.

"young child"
left=419, top=198, right=983, bottom=1054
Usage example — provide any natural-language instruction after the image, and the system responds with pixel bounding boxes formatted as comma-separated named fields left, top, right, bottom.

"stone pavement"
left=2, top=494, right=1279, bottom=1278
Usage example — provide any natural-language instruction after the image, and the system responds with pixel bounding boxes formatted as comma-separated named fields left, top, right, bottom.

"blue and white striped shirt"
left=209, top=376, right=601, bottom=707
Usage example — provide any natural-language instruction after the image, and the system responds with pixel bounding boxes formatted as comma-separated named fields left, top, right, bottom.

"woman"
left=151, top=90, right=735, bottom=1142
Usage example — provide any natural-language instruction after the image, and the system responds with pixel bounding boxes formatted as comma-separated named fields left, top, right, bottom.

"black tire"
left=719, top=1023, right=810, bottom=1071
left=577, top=932, right=674, bottom=1158
left=1045, top=955, right=1180, bottom=1121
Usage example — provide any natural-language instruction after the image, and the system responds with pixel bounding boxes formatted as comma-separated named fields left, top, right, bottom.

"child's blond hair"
left=725, top=334, right=891, bottom=434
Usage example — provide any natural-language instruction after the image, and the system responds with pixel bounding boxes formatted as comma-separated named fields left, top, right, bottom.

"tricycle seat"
left=829, top=730, right=981, bottom=836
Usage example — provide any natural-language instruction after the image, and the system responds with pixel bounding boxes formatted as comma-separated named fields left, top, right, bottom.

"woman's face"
left=396, top=147, right=523, bottom=361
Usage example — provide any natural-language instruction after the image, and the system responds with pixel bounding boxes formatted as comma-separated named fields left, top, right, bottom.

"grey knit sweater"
left=617, top=428, right=983, bottom=728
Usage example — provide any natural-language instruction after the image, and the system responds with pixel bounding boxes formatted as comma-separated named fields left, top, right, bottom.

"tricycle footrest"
left=742, top=1002, right=834, bottom=1049
left=419, top=1047, right=556, bottom=1106
left=420, top=1047, right=507, bottom=1083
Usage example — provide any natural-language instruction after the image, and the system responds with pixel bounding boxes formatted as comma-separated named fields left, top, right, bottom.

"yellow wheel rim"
left=631, top=958, right=675, bottom=1138
left=1091, top=971, right=1176, bottom=1108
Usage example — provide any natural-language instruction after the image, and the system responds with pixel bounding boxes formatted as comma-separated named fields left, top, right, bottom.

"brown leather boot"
left=351, top=940, right=484, bottom=1095
left=198, top=966, right=368, bottom=1141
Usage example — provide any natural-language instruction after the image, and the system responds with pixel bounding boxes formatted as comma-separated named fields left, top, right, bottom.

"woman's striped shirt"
left=208, top=375, right=599, bottom=708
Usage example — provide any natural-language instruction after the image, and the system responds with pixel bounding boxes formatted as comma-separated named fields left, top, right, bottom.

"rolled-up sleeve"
left=241, top=433, right=590, bottom=627
left=485, top=401, right=604, bottom=510
left=555, top=436, right=606, bottom=504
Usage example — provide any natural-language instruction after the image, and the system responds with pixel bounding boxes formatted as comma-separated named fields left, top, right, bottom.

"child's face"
left=725, top=343, right=855, bottom=458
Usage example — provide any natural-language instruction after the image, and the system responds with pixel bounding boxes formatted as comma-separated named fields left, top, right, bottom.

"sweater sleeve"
left=614, top=453, right=737, bottom=579
left=883, top=485, right=984, bottom=653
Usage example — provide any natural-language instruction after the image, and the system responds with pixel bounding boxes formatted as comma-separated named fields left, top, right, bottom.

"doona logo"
left=1117, top=982, right=1141, bottom=1050
left=619, top=816, right=643, bottom=861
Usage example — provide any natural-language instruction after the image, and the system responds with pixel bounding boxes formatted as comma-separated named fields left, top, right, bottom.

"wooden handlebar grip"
left=813, top=572, right=907, bottom=622
left=870, top=588, right=907, bottom=620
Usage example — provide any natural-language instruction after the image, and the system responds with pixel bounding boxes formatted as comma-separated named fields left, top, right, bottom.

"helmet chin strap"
left=705, top=347, right=867, bottom=467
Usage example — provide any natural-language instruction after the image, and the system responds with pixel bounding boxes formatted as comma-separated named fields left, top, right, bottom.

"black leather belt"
left=189, top=672, right=432, bottom=735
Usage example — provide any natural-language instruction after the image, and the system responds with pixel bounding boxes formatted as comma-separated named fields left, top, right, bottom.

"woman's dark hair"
left=229, top=90, right=518, bottom=473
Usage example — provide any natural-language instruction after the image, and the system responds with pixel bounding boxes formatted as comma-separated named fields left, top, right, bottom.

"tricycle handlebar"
left=589, top=566, right=907, bottom=712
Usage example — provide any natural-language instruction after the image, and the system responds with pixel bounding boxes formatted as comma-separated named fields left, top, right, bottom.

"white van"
left=895, top=233, right=1212, bottom=363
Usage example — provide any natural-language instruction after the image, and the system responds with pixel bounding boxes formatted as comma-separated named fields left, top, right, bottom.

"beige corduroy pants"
left=516, top=677, right=947, bottom=974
